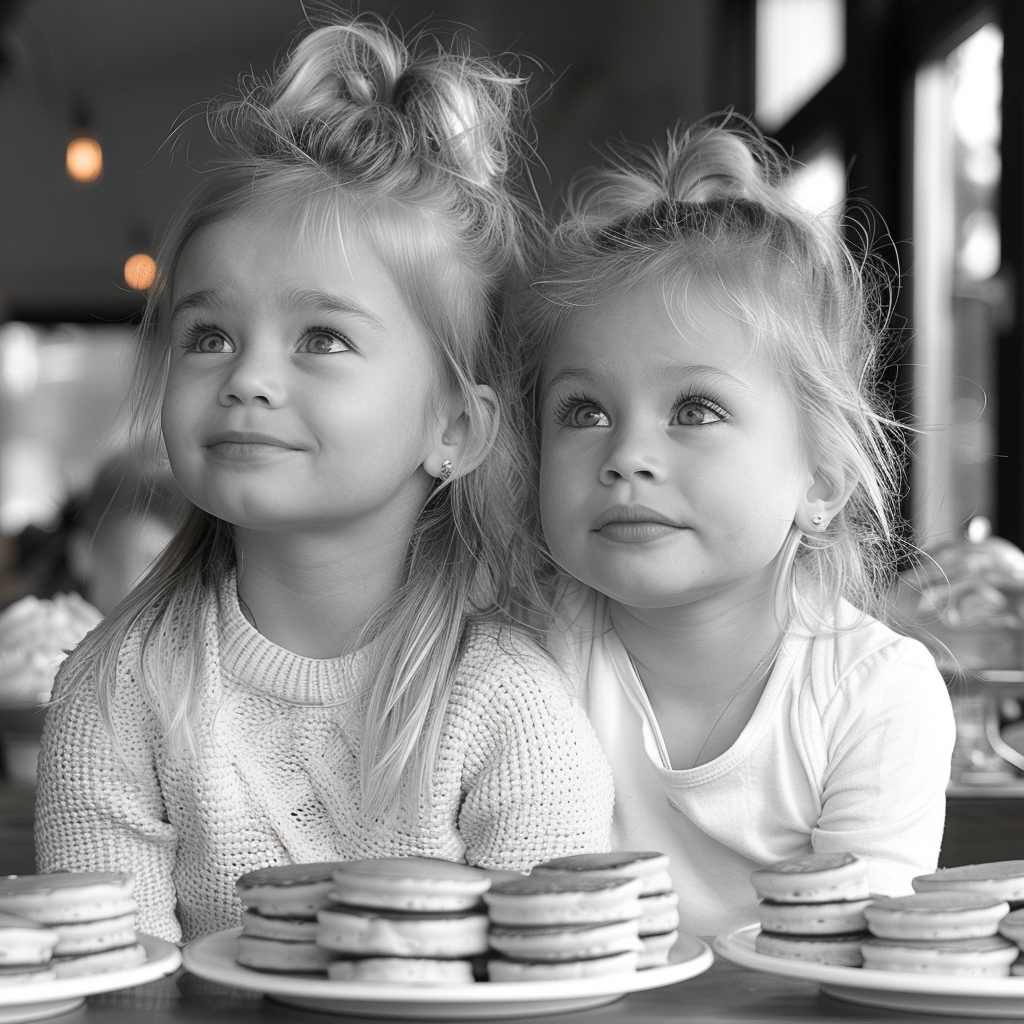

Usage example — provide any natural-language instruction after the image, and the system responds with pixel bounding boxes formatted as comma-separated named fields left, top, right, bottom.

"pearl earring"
left=439, top=460, right=454, bottom=482
left=810, top=514, right=824, bottom=528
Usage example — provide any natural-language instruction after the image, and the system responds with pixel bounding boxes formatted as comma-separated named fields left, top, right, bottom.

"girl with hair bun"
left=36, top=15, right=612, bottom=944
left=527, top=117, right=955, bottom=935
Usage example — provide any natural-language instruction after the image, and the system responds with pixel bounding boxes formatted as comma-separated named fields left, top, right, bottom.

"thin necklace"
left=629, top=630, right=785, bottom=770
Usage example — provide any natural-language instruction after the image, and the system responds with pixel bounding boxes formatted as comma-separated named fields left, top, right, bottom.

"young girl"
left=524, top=120, right=956, bottom=936
left=35, top=16, right=612, bottom=945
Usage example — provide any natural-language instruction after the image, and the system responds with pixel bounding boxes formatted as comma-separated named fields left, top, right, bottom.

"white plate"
left=0, top=933, right=181, bottom=1023
left=715, top=924, right=1024, bottom=1018
left=183, top=927, right=713, bottom=1019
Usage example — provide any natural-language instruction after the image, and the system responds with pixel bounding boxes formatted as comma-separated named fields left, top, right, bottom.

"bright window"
left=756, top=0, right=846, bottom=131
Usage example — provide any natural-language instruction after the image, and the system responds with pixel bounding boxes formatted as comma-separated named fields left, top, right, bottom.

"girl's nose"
left=218, top=347, right=284, bottom=408
left=598, top=426, right=667, bottom=485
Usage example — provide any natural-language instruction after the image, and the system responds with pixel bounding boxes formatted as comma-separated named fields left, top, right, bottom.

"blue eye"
left=672, top=397, right=727, bottom=426
left=300, top=328, right=351, bottom=354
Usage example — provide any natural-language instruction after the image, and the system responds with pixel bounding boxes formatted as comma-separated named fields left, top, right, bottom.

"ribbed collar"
left=216, top=569, right=373, bottom=706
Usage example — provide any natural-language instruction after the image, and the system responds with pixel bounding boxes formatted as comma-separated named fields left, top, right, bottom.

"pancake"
left=0, top=912, right=58, bottom=966
left=488, top=950, right=639, bottom=981
left=531, top=852, right=672, bottom=897
left=235, top=862, right=341, bottom=919
left=750, top=853, right=869, bottom=904
left=329, top=858, right=491, bottom=913
left=240, top=909, right=318, bottom=943
left=755, top=929, right=867, bottom=967
left=0, top=872, right=136, bottom=924
left=913, top=861, right=1024, bottom=906
left=50, top=913, right=138, bottom=956
left=488, top=919, right=642, bottom=962
left=317, top=904, right=489, bottom=959
left=758, top=896, right=872, bottom=936
left=483, top=875, right=642, bottom=927
left=236, top=934, right=334, bottom=974
left=864, top=892, right=1009, bottom=940
left=52, top=942, right=147, bottom=978
left=861, top=934, right=1019, bottom=975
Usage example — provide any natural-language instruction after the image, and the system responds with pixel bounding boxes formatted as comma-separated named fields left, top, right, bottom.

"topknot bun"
left=218, top=18, right=525, bottom=192
left=560, top=115, right=784, bottom=238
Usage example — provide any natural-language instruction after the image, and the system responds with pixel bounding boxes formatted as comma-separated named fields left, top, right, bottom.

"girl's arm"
left=35, top=659, right=180, bottom=943
left=455, top=630, right=614, bottom=872
left=813, top=635, right=956, bottom=894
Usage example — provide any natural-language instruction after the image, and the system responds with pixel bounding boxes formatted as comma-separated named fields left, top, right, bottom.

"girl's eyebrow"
left=169, top=286, right=385, bottom=330
left=282, top=288, right=385, bottom=330
left=541, top=363, right=755, bottom=400
left=539, top=367, right=596, bottom=404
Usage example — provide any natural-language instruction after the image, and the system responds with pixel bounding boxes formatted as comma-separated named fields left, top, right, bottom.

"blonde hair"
left=522, top=116, right=905, bottom=627
left=64, top=15, right=543, bottom=819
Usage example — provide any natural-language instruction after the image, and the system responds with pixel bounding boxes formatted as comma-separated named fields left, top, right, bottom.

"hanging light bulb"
left=66, top=136, right=102, bottom=182
left=66, top=105, right=102, bottom=182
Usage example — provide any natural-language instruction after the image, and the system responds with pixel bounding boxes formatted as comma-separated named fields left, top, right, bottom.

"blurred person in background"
left=0, top=451, right=183, bottom=708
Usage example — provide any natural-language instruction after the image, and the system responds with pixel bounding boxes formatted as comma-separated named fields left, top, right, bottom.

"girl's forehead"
left=543, top=281, right=763, bottom=378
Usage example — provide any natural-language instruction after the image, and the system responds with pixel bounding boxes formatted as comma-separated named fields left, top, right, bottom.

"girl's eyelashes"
left=550, top=392, right=610, bottom=428
left=175, top=322, right=353, bottom=355
left=671, top=394, right=729, bottom=426
left=180, top=322, right=233, bottom=353
left=298, top=326, right=352, bottom=354
left=548, top=389, right=730, bottom=428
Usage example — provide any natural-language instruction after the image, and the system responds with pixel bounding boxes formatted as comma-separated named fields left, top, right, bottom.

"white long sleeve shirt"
left=547, top=587, right=956, bottom=936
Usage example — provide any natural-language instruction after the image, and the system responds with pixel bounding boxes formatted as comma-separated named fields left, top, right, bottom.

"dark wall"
left=0, top=0, right=753, bottom=322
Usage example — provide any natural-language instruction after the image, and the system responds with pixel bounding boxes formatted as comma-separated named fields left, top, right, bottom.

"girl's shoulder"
left=795, top=600, right=948, bottom=711
left=454, top=621, right=576, bottom=706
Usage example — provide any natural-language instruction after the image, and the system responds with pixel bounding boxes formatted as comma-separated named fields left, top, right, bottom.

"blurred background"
left=0, top=0, right=1020, bottom=867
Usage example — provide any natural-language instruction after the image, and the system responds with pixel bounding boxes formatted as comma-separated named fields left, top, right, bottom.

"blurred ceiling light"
left=66, top=135, right=102, bottom=182
left=756, top=0, right=845, bottom=132
left=124, top=253, right=157, bottom=291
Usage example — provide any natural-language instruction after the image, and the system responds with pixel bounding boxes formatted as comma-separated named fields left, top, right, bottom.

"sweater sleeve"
left=812, top=634, right=956, bottom=896
left=35, top=652, right=181, bottom=943
left=453, top=631, right=614, bottom=871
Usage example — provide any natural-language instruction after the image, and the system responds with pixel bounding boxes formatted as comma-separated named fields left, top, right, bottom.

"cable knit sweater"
left=35, top=573, right=613, bottom=944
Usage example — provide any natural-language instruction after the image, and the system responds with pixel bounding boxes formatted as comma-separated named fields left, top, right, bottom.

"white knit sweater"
left=35, top=574, right=613, bottom=943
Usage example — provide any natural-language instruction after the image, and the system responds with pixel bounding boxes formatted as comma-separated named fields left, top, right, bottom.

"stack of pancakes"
left=235, top=862, right=340, bottom=974
left=751, top=853, right=872, bottom=967
left=316, top=858, right=491, bottom=984
left=0, top=872, right=144, bottom=978
left=531, top=852, right=678, bottom=967
left=483, top=872, right=643, bottom=981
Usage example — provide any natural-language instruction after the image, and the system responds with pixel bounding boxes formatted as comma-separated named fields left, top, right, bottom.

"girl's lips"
left=596, top=521, right=683, bottom=543
left=205, top=437, right=299, bottom=463
left=591, top=505, right=684, bottom=542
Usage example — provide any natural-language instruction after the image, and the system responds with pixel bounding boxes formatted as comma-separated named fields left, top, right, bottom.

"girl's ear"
left=423, top=384, right=498, bottom=481
left=794, top=466, right=856, bottom=534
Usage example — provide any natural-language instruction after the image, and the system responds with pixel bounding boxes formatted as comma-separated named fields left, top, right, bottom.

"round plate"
left=0, top=933, right=180, bottom=1023
left=715, top=924, right=1024, bottom=1018
left=183, top=928, right=713, bottom=1019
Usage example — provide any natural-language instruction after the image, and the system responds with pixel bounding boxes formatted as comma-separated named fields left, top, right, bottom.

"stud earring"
left=810, top=514, right=824, bottom=528
left=439, top=460, right=453, bottom=482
